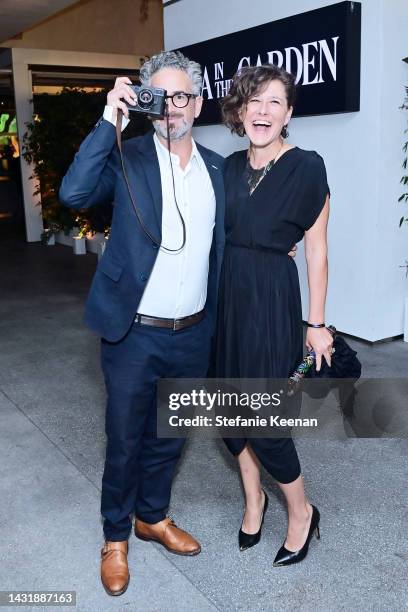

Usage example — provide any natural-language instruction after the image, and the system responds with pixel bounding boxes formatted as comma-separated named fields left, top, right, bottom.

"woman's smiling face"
left=240, top=78, right=293, bottom=148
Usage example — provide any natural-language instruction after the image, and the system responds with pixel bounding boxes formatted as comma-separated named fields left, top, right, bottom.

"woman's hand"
left=305, top=327, right=334, bottom=372
left=288, top=244, right=297, bottom=258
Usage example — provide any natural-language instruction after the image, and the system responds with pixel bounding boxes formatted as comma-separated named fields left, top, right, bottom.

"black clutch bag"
left=287, top=325, right=362, bottom=396
left=306, top=328, right=362, bottom=379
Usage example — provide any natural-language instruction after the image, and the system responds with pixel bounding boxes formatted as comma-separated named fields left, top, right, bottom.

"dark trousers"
left=100, top=316, right=211, bottom=541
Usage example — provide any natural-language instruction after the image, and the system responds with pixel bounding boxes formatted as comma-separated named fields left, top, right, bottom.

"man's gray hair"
left=139, top=50, right=202, bottom=96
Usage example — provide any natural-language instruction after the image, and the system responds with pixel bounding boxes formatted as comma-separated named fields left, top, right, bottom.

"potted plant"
left=399, top=56, right=408, bottom=340
left=398, top=56, right=408, bottom=228
left=41, top=221, right=61, bottom=245
left=72, top=217, right=91, bottom=255
left=22, top=88, right=110, bottom=241
left=22, top=87, right=151, bottom=244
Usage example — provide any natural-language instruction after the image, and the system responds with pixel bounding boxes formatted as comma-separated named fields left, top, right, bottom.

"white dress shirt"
left=103, top=105, right=216, bottom=318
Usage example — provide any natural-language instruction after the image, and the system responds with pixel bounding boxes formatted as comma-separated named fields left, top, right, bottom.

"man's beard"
left=153, top=114, right=193, bottom=141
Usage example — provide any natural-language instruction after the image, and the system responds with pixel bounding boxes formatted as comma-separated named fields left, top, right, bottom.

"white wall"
left=374, top=0, right=408, bottom=340
left=164, top=0, right=408, bottom=342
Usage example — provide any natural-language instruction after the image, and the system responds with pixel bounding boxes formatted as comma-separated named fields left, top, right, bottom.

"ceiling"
left=0, top=0, right=80, bottom=44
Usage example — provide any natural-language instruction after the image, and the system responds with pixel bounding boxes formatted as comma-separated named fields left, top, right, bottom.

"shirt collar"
left=153, top=132, right=204, bottom=170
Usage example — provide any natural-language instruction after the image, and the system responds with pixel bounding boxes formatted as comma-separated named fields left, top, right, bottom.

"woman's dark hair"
left=221, top=64, right=297, bottom=137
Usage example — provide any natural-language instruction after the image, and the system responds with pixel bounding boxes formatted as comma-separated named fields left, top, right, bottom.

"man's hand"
left=288, top=244, right=297, bottom=258
left=107, top=77, right=137, bottom=120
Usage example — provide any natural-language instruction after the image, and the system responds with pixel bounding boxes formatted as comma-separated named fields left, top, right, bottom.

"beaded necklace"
left=246, top=140, right=284, bottom=195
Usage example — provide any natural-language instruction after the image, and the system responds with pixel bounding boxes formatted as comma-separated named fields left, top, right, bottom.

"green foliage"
left=22, top=87, right=150, bottom=238
left=400, top=58, right=408, bottom=226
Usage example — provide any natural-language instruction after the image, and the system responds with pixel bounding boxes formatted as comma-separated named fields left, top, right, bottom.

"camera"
left=126, top=84, right=167, bottom=118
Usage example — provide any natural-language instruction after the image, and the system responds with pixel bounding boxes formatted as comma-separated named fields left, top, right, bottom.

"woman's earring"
left=281, top=124, right=289, bottom=139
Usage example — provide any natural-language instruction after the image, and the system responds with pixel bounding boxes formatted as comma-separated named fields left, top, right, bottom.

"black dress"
left=215, top=146, right=330, bottom=484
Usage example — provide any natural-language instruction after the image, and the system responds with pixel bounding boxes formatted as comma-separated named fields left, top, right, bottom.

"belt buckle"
left=173, top=318, right=178, bottom=331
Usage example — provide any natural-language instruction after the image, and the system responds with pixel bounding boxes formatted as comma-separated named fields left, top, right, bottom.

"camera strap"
left=115, top=108, right=186, bottom=253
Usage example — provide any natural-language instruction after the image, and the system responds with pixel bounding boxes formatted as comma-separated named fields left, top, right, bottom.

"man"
left=59, top=50, right=225, bottom=596
left=60, top=50, right=297, bottom=597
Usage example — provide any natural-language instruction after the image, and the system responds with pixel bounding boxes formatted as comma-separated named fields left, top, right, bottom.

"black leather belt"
left=135, top=309, right=205, bottom=331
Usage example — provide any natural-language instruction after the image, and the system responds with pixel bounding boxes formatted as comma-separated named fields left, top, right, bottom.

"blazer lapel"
left=128, top=131, right=162, bottom=240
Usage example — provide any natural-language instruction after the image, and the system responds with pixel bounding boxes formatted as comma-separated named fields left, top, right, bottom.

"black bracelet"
left=307, top=322, right=326, bottom=328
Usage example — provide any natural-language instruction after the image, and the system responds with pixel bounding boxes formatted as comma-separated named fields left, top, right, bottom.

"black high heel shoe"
left=239, top=490, right=269, bottom=552
left=273, top=504, right=320, bottom=567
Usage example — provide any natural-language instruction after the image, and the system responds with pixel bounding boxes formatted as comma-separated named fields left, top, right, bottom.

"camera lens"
left=137, top=88, right=154, bottom=110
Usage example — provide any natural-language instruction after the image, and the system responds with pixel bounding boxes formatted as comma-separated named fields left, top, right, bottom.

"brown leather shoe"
left=134, top=517, right=201, bottom=556
left=100, top=540, right=130, bottom=596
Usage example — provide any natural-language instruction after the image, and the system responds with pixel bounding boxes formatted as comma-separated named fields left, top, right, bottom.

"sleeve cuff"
left=103, top=105, right=130, bottom=131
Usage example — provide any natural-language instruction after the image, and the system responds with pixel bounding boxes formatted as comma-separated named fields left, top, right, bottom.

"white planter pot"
left=44, top=232, right=55, bottom=246
left=85, top=232, right=104, bottom=254
left=56, top=228, right=79, bottom=247
left=73, top=236, right=86, bottom=255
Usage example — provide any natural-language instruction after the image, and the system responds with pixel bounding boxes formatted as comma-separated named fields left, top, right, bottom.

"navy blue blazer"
left=59, top=120, right=225, bottom=342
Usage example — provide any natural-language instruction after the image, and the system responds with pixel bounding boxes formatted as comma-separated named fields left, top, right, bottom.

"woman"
left=215, top=64, right=333, bottom=566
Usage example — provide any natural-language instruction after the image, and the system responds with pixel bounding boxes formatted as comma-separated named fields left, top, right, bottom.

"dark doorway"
left=0, top=77, right=25, bottom=242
